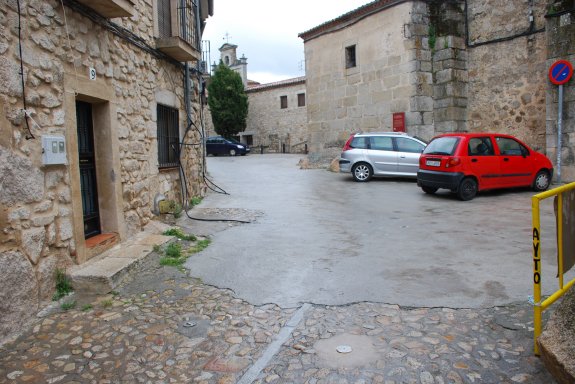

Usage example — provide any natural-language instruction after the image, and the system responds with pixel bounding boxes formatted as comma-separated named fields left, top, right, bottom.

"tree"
left=207, top=63, right=248, bottom=138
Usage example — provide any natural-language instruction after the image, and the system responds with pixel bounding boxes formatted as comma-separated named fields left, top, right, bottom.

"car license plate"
left=426, top=160, right=441, bottom=167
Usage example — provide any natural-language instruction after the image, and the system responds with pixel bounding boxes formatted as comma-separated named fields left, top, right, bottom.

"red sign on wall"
left=393, top=112, right=405, bottom=132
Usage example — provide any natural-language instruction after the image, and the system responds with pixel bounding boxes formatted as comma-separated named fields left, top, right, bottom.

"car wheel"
left=229, top=149, right=237, bottom=156
left=457, top=177, right=477, bottom=201
left=352, top=163, right=373, bottom=182
left=533, top=170, right=550, bottom=192
left=422, top=186, right=438, bottom=194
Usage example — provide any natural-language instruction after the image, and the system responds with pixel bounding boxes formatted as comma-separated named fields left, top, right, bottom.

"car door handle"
left=471, top=159, right=478, bottom=163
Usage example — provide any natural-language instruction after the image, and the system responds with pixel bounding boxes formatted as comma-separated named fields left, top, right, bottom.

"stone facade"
left=299, top=0, right=575, bottom=180
left=0, top=0, right=210, bottom=342
left=245, top=78, right=308, bottom=153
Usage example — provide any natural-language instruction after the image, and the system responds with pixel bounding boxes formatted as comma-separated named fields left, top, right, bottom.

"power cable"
left=16, top=0, right=35, bottom=140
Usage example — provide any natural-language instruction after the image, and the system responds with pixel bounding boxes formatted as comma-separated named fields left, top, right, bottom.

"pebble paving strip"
left=0, top=258, right=556, bottom=384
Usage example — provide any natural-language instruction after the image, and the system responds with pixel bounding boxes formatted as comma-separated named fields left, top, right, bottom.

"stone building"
left=0, top=0, right=213, bottom=341
left=299, top=0, right=575, bottom=181
left=205, top=43, right=308, bottom=153
left=245, top=77, right=308, bottom=153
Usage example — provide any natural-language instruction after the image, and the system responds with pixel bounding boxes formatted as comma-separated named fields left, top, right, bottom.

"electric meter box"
left=42, top=135, right=67, bottom=165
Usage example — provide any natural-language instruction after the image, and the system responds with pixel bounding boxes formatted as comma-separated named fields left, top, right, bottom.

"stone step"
left=69, top=231, right=173, bottom=295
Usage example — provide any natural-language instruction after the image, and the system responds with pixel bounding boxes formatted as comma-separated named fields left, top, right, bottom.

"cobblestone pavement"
left=0, top=252, right=555, bottom=384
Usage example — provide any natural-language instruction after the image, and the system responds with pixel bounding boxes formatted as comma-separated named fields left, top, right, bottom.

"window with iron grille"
left=297, top=93, right=305, bottom=107
left=280, top=95, right=288, bottom=109
left=157, top=104, right=180, bottom=168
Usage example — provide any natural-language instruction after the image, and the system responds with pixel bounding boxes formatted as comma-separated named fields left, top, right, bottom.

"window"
left=350, top=137, right=368, bottom=149
left=280, top=95, right=288, bottom=109
left=157, top=104, right=179, bottom=168
left=496, top=137, right=528, bottom=156
left=395, top=137, right=425, bottom=153
left=345, top=45, right=356, bottom=69
left=225, top=56, right=230, bottom=65
left=370, top=136, right=393, bottom=151
left=298, top=93, right=306, bottom=107
left=468, top=137, right=494, bottom=156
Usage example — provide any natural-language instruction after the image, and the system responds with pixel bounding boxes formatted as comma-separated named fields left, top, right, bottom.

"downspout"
left=180, top=62, right=192, bottom=209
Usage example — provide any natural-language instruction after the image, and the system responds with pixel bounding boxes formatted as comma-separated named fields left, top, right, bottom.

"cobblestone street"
left=0, top=252, right=554, bottom=383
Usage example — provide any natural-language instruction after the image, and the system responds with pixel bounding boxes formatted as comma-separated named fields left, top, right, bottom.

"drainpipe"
left=179, top=62, right=192, bottom=208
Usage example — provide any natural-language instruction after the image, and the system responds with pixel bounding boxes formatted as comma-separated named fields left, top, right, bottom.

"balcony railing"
left=156, top=0, right=201, bottom=62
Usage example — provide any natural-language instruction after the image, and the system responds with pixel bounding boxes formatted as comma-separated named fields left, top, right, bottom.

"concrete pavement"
left=0, top=154, right=564, bottom=383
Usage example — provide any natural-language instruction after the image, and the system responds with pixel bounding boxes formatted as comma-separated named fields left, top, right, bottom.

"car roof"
left=354, top=131, right=409, bottom=137
left=434, top=132, right=516, bottom=139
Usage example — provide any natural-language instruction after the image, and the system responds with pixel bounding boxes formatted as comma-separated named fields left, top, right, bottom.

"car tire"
left=422, top=186, right=438, bottom=194
left=457, top=177, right=477, bottom=201
left=533, top=170, right=550, bottom=192
left=229, top=149, right=237, bottom=156
left=352, top=163, right=373, bottom=182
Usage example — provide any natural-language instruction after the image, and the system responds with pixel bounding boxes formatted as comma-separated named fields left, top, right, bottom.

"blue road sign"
left=549, top=60, right=573, bottom=85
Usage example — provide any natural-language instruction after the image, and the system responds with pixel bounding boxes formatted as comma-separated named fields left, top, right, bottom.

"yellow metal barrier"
left=532, top=181, right=575, bottom=355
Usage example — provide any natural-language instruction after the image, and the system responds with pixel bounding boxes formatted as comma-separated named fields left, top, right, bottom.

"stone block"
left=410, top=96, right=433, bottom=112
left=392, top=86, right=412, bottom=99
left=22, top=227, right=46, bottom=265
left=0, top=250, right=39, bottom=341
left=405, top=111, right=422, bottom=125
left=435, top=69, right=454, bottom=84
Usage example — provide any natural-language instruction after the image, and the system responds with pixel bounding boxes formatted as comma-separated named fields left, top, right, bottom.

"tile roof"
left=246, top=76, right=306, bottom=92
left=298, top=0, right=407, bottom=42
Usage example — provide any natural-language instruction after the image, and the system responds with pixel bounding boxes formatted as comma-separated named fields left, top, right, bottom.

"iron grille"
left=157, top=104, right=180, bottom=168
left=157, top=0, right=172, bottom=38
left=178, top=0, right=199, bottom=49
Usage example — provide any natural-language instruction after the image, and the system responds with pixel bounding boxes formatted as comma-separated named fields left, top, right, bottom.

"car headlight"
left=237, top=145, right=244, bottom=149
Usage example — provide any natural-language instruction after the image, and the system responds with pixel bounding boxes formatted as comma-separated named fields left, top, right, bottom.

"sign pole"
left=549, top=60, right=573, bottom=184
left=557, top=84, right=563, bottom=184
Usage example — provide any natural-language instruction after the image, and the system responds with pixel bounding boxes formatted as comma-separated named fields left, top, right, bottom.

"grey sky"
left=201, top=0, right=370, bottom=84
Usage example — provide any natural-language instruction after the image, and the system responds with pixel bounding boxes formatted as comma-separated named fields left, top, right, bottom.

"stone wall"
left=0, top=0, right=204, bottom=343
left=466, top=0, right=548, bottom=150
left=245, top=79, right=308, bottom=153
left=304, top=2, right=420, bottom=162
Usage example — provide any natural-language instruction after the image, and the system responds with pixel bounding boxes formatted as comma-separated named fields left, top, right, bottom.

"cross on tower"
left=223, top=32, right=232, bottom=43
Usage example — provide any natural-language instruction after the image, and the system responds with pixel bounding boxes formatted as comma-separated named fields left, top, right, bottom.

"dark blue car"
left=206, top=136, right=250, bottom=156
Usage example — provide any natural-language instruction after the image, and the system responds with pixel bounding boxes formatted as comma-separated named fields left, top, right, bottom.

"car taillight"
left=342, top=135, right=354, bottom=151
left=445, top=157, right=461, bottom=168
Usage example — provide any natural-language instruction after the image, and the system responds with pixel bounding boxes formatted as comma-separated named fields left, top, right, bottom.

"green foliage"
left=61, top=301, right=76, bottom=311
left=52, top=268, right=73, bottom=301
left=160, top=256, right=185, bottom=266
left=163, top=228, right=197, bottom=241
left=207, top=63, right=249, bottom=138
left=190, top=239, right=211, bottom=254
left=101, top=299, right=113, bottom=308
left=166, top=242, right=182, bottom=259
left=81, top=304, right=93, bottom=312
left=173, top=202, right=183, bottom=219
left=153, top=244, right=162, bottom=253
left=428, top=24, right=437, bottom=51
left=190, top=196, right=203, bottom=207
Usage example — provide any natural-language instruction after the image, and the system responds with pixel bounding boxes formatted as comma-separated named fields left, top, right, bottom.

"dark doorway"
left=76, top=101, right=101, bottom=239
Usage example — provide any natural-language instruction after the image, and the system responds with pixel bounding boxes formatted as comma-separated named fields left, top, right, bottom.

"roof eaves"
left=298, top=0, right=410, bottom=42
left=246, top=77, right=306, bottom=93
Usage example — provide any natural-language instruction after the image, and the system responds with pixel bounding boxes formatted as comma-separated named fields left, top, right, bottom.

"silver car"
left=339, top=132, right=426, bottom=182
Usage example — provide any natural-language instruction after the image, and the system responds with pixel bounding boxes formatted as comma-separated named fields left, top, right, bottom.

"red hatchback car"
left=417, top=133, right=553, bottom=201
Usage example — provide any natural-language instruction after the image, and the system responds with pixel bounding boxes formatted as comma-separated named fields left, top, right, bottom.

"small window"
left=280, top=95, right=288, bottom=109
left=298, top=93, right=306, bottom=107
left=350, top=137, right=368, bottom=149
left=370, top=136, right=394, bottom=151
left=496, top=137, right=528, bottom=156
left=468, top=137, right=494, bottom=156
left=225, top=56, right=229, bottom=65
left=157, top=104, right=179, bottom=168
left=395, top=137, right=425, bottom=153
left=345, top=45, right=356, bottom=69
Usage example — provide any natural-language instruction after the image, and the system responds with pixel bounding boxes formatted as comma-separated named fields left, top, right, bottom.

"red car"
left=417, top=133, right=553, bottom=201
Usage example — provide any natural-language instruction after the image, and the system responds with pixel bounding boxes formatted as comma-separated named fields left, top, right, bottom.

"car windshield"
left=423, top=137, right=459, bottom=155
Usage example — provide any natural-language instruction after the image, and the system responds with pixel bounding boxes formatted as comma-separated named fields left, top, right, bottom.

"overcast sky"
left=201, top=0, right=371, bottom=84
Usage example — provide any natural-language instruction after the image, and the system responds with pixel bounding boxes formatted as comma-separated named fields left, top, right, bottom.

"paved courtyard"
left=0, top=154, right=566, bottom=383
